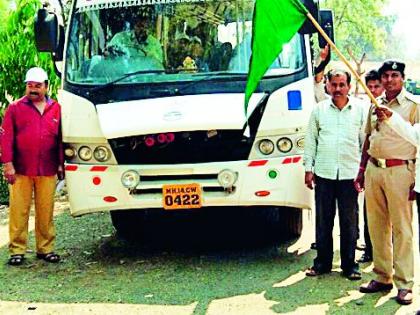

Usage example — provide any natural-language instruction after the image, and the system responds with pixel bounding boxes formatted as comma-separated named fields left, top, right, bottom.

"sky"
left=384, top=0, right=420, bottom=58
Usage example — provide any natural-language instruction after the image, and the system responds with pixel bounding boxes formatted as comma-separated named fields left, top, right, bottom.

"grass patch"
left=0, top=210, right=408, bottom=314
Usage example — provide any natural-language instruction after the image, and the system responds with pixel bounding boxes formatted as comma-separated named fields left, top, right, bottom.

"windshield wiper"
left=192, top=71, right=246, bottom=77
left=90, top=69, right=167, bottom=92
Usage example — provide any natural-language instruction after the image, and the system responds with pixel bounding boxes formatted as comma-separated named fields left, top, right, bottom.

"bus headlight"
left=277, top=138, right=293, bottom=153
left=121, top=170, right=140, bottom=189
left=296, top=137, right=305, bottom=149
left=78, top=146, right=92, bottom=161
left=217, top=169, right=238, bottom=189
left=258, top=139, right=274, bottom=155
left=93, top=146, right=111, bottom=162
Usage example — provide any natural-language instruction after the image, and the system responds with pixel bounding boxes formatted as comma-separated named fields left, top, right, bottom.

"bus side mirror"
left=52, top=25, right=65, bottom=62
left=34, top=8, right=63, bottom=59
left=318, top=9, right=334, bottom=48
left=298, top=0, right=319, bottom=35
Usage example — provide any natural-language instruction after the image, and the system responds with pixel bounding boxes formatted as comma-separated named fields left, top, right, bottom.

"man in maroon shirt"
left=1, top=67, right=64, bottom=265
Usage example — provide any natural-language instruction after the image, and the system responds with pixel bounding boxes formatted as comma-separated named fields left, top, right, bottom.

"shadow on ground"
left=0, top=210, right=406, bottom=314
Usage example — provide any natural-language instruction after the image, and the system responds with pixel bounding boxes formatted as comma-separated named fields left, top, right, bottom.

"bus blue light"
left=288, top=90, right=302, bottom=110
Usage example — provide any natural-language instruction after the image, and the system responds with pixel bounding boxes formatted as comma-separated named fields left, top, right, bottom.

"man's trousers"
left=313, top=176, right=359, bottom=274
left=9, top=175, right=56, bottom=255
left=365, top=161, right=414, bottom=289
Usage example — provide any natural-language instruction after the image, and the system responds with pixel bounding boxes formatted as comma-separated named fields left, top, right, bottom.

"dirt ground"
left=0, top=197, right=419, bottom=315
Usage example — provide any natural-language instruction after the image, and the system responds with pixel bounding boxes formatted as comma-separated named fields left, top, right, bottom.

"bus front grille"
left=110, top=130, right=252, bottom=165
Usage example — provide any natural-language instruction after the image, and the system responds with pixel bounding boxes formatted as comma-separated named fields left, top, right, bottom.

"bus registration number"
left=162, top=183, right=202, bottom=210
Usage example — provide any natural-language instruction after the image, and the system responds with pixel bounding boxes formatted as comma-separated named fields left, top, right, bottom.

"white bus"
left=35, top=0, right=333, bottom=240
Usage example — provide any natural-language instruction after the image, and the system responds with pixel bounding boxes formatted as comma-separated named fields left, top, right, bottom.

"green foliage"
left=320, top=0, right=391, bottom=60
left=0, top=0, right=61, bottom=203
left=0, top=0, right=12, bottom=32
left=0, top=170, right=8, bottom=204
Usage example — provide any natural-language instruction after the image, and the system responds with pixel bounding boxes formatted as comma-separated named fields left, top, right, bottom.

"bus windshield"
left=66, top=0, right=305, bottom=85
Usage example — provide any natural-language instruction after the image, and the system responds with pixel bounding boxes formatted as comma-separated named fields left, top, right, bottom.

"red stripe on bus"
left=248, top=160, right=268, bottom=167
left=282, top=158, right=292, bottom=164
left=292, top=156, right=302, bottom=163
left=90, top=166, right=108, bottom=172
left=65, top=165, right=78, bottom=171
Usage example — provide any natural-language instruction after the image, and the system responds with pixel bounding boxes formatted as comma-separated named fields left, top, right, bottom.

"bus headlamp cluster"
left=296, top=137, right=305, bottom=149
left=64, top=147, right=76, bottom=159
left=121, top=170, right=140, bottom=189
left=258, top=140, right=275, bottom=155
left=78, top=146, right=92, bottom=161
left=77, top=146, right=111, bottom=162
left=257, top=136, right=303, bottom=155
left=277, top=138, right=293, bottom=153
left=94, top=146, right=111, bottom=162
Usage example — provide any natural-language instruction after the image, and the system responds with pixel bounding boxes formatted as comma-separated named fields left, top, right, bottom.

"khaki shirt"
left=366, top=89, right=420, bottom=159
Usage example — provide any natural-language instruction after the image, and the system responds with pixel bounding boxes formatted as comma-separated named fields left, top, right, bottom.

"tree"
left=320, top=0, right=391, bottom=60
left=0, top=0, right=13, bottom=32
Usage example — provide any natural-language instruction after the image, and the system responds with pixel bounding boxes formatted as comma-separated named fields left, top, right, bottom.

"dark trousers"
left=363, top=198, right=373, bottom=257
left=313, top=176, right=359, bottom=273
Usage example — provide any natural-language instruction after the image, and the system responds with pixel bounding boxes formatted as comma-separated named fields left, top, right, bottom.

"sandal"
left=36, top=252, right=60, bottom=263
left=305, top=266, right=329, bottom=277
left=8, top=254, right=25, bottom=266
left=344, top=271, right=362, bottom=281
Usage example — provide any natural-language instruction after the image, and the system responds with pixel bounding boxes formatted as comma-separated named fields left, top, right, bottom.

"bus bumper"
left=65, top=155, right=313, bottom=216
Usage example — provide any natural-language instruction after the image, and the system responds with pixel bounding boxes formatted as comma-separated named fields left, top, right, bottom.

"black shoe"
left=360, top=280, right=393, bottom=293
left=7, top=254, right=25, bottom=266
left=357, top=254, right=372, bottom=263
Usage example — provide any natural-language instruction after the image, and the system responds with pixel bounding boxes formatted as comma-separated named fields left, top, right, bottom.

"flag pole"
left=305, top=12, right=380, bottom=108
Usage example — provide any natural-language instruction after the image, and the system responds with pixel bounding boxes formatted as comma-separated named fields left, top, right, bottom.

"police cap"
left=378, top=60, right=405, bottom=77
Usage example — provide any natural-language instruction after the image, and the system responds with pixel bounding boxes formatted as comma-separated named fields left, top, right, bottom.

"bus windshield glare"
left=66, top=0, right=305, bottom=85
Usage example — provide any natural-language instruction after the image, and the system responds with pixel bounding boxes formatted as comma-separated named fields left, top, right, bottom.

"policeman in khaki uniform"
left=355, top=60, right=419, bottom=305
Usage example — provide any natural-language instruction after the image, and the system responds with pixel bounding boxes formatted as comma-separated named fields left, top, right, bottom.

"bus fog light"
left=258, top=139, right=274, bottom=155
left=94, top=146, right=111, bottom=162
left=217, top=169, right=238, bottom=189
left=277, top=137, right=293, bottom=153
left=121, top=170, right=140, bottom=189
left=78, top=146, right=92, bottom=161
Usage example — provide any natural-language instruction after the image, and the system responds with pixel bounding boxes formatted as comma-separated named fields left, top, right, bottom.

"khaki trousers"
left=9, top=175, right=56, bottom=255
left=365, top=161, right=415, bottom=289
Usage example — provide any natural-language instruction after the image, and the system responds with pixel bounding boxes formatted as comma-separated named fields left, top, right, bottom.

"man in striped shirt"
left=304, top=69, right=367, bottom=280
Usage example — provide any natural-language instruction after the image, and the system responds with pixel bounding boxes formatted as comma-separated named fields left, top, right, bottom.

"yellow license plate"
left=162, top=183, right=202, bottom=210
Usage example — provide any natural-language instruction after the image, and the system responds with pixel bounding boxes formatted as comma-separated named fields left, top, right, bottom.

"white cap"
left=25, top=67, right=48, bottom=83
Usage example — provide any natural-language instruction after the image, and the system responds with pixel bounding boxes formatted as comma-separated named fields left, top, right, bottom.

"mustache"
left=29, top=91, right=39, bottom=96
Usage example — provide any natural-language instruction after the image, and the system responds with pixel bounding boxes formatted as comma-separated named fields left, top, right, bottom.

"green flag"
left=245, top=0, right=308, bottom=113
